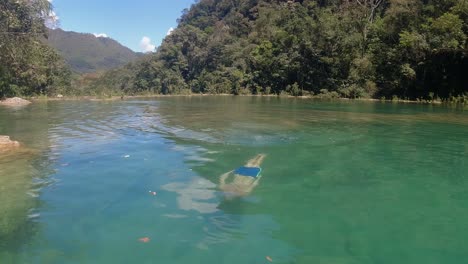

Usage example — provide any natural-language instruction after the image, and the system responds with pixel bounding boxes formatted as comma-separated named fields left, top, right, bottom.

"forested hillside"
left=0, top=0, right=71, bottom=98
left=46, top=29, right=141, bottom=73
left=89, top=0, right=467, bottom=100
left=1, top=0, right=467, bottom=100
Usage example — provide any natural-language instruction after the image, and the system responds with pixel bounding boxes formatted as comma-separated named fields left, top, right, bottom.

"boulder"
left=0, top=97, right=31, bottom=106
left=0, top=136, right=20, bottom=150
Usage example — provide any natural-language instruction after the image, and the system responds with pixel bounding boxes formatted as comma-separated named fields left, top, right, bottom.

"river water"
left=0, top=96, right=467, bottom=263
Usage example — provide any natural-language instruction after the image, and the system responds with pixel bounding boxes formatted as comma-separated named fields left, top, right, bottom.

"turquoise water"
left=0, top=97, right=467, bottom=263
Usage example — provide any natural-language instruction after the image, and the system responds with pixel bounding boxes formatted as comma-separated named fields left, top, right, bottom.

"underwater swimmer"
left=219, top=154, right=266, bottom=197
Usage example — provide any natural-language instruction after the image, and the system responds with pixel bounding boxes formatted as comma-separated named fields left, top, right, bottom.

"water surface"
left=0, top=97, right=467, bottom=263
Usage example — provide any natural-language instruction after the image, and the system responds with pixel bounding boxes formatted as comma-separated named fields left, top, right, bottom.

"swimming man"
left=219, top=154, right=266, bottom=197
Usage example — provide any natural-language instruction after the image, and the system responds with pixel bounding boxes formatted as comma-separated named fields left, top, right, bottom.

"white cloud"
left=140, top=36, right=156, bottom=53
left=166, top=27, right=174, bottom=36
left=45, top=10, right=59, bottom=29
left=49, top=11, right=59, bottom=22
left=93, top=33, right=109, bottom=38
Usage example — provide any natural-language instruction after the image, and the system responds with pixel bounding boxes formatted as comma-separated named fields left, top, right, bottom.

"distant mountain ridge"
left=45, top=28, right=141, bottom=73
left=81, top=0, right=467, bottom=100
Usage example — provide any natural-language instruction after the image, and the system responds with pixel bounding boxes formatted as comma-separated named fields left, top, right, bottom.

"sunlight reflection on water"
left=0, top=98, right=467, bottom=263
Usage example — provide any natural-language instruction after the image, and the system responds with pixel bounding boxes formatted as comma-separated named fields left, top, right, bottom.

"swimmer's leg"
left=233, top=174, right=255, bottom=185
left=235, top=175, right=262, bottom=194
left=242, top=176, right=262, bottom=194
left=250, top=175, right=262, bottom=189
left=219, top=171, right=232, bottom=188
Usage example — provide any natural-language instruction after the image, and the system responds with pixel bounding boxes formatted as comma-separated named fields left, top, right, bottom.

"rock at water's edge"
left=0, top=97, right=31, bottom=106
left=0, top=136, right=20, bottom=150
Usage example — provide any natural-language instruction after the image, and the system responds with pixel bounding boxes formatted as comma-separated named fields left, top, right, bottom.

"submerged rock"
left=0, top=142, right=37, bottom=247
left=0, top=136, right=20, bottom=151
left=0, top=97, right=31, bottom=106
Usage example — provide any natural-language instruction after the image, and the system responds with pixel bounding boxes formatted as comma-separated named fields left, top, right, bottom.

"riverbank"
left=0, top=97, right=31, bottom=106
left=22, top=93, right=458, bottom=105
left=0, top=136, right=20, bottom=154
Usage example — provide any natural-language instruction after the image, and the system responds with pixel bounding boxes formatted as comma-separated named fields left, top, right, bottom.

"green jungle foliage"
left=0, top=0, right=71, bottom=98
left=1, top=0, right=467, bottom=100
left=86, top=0, right=467, bottom=100
left=45, top=28, right=142, bottom=74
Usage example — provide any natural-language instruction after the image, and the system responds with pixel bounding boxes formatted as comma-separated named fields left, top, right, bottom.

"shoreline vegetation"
left=1, top=0, right=467, bottom=104
left=6, top=93, right=466, bottom=105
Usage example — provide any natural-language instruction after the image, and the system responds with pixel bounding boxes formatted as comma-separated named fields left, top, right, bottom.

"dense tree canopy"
left=0, top=0, right=71, bottom=98
left=1, top=0, right=467, bottom=100
left=86, top=0, right=466, bottom=100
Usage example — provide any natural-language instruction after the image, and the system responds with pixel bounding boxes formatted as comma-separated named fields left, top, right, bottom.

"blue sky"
left=50, top=0, right=195, bottom=52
